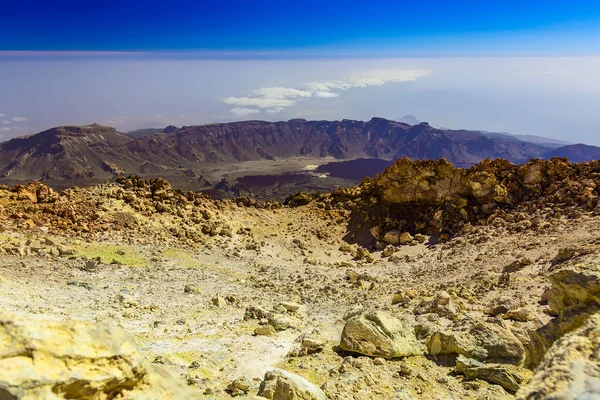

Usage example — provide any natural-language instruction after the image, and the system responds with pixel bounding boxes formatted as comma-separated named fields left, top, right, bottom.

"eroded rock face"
left=14, top=182, right=58, bottom=203
left=455, top=355, right=530, bottom=393
left=339, top=311, right=422, bottom=359
left=527, top=257, right=600, bottom=367
left=0, top=313, right=198, bottom=399
left=517, top=313, right=600, bottom=399
left=427, top=320, right=525, bottom=365
left=372, top=158, right=476, bottom=205
left=257, top=369, right=326, bottom=400
left=545, top=258, right=600, bottom=316
left=328, top=157, right=600, bottom=241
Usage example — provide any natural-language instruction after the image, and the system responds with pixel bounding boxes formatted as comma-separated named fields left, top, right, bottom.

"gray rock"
left=456, top=355, right=527, bottom=393
left=268, top=314, right=292, bottom=331
left=343, top=304, right=364, bottom=321
left=427, top=320, right=525, bottom=365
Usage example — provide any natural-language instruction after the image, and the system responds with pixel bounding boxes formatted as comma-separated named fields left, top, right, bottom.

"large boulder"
left=517, top=313, right=600, bottom=399
left=427, top=320, right=526, bottom=365
left=339, top=311, right=422, bottom=359
left=257, top=369, right=326, bottom=400
left=0, top=313, right=198, bottom=399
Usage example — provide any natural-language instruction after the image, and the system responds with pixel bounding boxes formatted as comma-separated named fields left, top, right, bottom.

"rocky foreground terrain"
left=1, top=157, right=600, bottom=399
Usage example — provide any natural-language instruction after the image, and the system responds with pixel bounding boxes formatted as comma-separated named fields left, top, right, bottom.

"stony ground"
left=1, top=171, right=600, bottom=399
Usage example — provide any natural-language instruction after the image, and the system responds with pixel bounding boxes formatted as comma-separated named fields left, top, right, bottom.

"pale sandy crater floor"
left=1, top=202, right=598, bottom=399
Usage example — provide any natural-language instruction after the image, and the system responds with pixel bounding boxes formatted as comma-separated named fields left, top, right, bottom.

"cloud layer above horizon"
left=221, top=69, right=430, bottom=116
left=1, top=54, right=600, bottom=145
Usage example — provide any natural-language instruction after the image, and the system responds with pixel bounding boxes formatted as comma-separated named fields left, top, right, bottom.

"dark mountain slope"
left=126, top=128, right=164, bottom=139
left=545, top=144, right=600, bottom=162
left=127, top=118, right=548, bottom=166
left=0, top=124, right=135, bottom=180
left=0, top=118, right=555, bottom=184
left=126, top=125, right=180, bottom=139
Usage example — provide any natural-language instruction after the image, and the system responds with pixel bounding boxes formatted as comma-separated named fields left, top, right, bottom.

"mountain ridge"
left=0, top=118, right=598, bottom=186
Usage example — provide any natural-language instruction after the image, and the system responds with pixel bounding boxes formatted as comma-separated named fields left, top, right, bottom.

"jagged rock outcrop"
left=0, top=176, right=280, bottom=247
left=257, top=369, right=326, bottom=400
left=313, top=157, right=600, bottom=244
left=517, top=313, right=600, bottom=399
left=339, top=311, right=422, bottom=358
left=14, top=182, right=58, bottom=203
left=0, top=313, right=199, bottom=399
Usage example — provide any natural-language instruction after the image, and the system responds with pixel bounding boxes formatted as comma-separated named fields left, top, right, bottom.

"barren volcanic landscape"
left=4, top=0, right=600, bottom=398
left=1, top=156, right=600, bottom=399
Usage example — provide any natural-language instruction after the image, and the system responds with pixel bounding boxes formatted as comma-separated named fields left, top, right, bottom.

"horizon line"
left=1, top=51, right=599, bottom=60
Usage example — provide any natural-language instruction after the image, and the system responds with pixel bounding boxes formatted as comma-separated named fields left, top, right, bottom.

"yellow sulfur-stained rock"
left=340, top=311, right=422, bottom=359
left=0, top=313, right=199, bottom=400
left=517, top=313, right=600, bottom=399
left=258, top=369, right=326, bottom=400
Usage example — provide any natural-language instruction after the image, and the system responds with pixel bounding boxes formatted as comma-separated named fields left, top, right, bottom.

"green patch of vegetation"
left=276, top=357, right=331, bottom=386
left=0, top=232, right=23, bottom=244
left=162, top=246, right=194, bottom=261
left=171, top=351, right=220, bottom=378
left=172, top=350, right=199, bottom=364
left=73, top=242, right=148, bottom=267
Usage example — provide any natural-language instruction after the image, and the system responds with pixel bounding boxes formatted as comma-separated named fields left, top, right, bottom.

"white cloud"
left=305, top=80, right=352, bottom=92
left=230, top=107, right=261, bottom=117
left=2, top=120, right=11, bottom=125
left=222, top=97, right=296, bottom=108
left=314, top=91, right=340, bottom=98
left=152, top=114, right=162, bottom=118
left=13, top=126, right=22, bottom=130
left=0, top=127, right=11, bottom=131
left=220, top=69, right=430, bottom=113
left=0, top=114, right=4, bottom=118
left=252, top=87, right=312, bottom=99
left=306, top=69, right=429, bottom=92
left=12, top=116, right=27, bottom=122
left=354, top=71, right=422, bottom=87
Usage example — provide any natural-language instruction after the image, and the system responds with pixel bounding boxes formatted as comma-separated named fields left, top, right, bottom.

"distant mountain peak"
left=162, top=125, right=179, bottom=134
left=395, top=115, right=422, bottom=125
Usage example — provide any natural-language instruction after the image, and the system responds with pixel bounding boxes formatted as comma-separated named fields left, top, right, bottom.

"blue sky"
left=2, top=1, right=600, bottom=54
left=1, top=1, right=600, bottom=145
